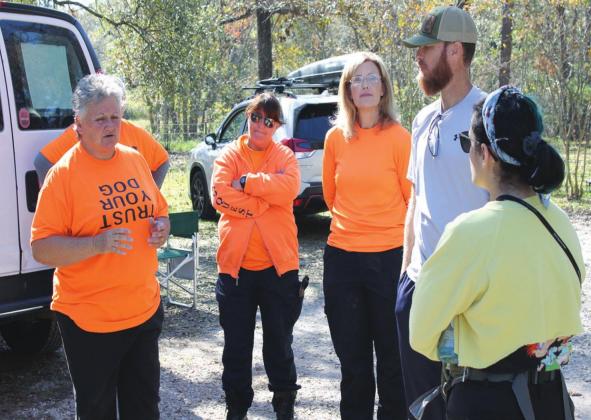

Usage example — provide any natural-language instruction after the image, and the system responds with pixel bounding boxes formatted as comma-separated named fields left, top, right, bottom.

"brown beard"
left=418, top=45, right=453, bottom=96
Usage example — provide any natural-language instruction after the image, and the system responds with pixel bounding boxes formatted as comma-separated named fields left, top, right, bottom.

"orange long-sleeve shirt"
left=40, top=119, right=168, bottom=172
left=211, top=135, right=300, bottom=278
left=322, top=122, right=411, bottom=252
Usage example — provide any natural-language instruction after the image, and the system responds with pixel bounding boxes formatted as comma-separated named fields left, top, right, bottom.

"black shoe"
left=226, top=408, right=247, bottom=420
left=272, top=391, right=297, bottom=420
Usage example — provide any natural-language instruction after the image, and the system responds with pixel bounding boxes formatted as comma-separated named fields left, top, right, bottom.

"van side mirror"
left=204, top=134, right=216, bottom=149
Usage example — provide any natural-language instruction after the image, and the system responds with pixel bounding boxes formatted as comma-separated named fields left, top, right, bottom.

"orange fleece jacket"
left=211, top=135, right=300, bottom=278
left=322, top=123, right=411, bottom=252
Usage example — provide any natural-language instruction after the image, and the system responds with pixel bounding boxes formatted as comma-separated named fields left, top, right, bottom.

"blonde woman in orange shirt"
left=211, top=93, right=302, bottom=420
left=31, top=74, right=169, bottom=420
left=322, top=52, right=411, bottom=419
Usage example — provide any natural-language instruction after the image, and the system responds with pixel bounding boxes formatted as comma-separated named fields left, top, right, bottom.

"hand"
left=93, top=228, right=133, bottom=255
left=148, top=217, right=170, bottom=248
left=231, top=179, right=243, bottom=191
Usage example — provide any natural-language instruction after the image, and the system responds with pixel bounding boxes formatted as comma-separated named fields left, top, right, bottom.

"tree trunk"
left=257, top=6, right=273, bottom=80
left=499, top=0, right=513, bottom=86
left=181, top=96, right=188, bottom=140
left=557, top=5, right=571, bottom=82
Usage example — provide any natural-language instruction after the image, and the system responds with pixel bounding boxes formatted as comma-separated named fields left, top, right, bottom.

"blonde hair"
left=332, top=52, right=399, bottom=140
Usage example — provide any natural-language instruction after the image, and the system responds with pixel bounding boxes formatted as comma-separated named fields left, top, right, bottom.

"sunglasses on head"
left=459, top=131, right=471, bottom=153
left=250, top=112, right=275, bottom=128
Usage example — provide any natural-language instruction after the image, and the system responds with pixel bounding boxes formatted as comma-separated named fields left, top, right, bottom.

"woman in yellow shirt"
left=410, top=86, right=584, bottom=420
left=322, top=52, right=411, bottom=419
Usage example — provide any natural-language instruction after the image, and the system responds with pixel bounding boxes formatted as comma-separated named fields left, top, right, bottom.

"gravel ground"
left=1, top=210, right=589, bottom=420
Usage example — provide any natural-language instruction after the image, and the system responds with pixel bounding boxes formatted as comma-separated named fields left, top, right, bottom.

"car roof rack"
left=243, top=54, right=355, bottom=97
left=243, top=76, right=339, bottom=96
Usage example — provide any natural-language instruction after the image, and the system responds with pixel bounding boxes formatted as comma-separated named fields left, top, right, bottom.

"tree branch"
left=219, top=10, right=253, bottom=25
left=53, top=0, right=146, bottom=36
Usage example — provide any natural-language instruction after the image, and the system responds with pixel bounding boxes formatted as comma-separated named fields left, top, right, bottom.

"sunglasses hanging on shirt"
left=427, top=113, right=443, bottom=157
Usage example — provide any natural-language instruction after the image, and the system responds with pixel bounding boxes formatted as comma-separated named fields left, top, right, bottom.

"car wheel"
left=0, top=317, right=62, bottom=354
left=191, top=171, right=216, bottom=220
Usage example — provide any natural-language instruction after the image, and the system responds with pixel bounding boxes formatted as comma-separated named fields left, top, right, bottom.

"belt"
left=409, top=366, right=573, bottom=420
left=464, top=367, right=558, bottom=384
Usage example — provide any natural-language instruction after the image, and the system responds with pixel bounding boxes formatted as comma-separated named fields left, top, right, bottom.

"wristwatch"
left=239, top=175, right=247, bottom=190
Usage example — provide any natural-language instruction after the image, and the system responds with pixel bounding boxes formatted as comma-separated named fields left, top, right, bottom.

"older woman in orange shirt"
left=31, top=74, right=169, bottom=420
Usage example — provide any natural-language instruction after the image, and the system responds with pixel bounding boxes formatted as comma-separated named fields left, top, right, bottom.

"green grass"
left=129, top=119, right=201, bottom=153
left=161, top=154, right=193, bottom=213
left=164, top=140, right=199, bottom=153
left=547, top=137, right=591, bottom=213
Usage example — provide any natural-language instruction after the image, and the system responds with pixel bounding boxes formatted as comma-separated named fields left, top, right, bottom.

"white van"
left=0, top=3, right=99, bottom=353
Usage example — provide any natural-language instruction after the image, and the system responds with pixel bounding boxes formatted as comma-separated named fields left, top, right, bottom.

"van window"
left=1, top=20, right=89, bottom=130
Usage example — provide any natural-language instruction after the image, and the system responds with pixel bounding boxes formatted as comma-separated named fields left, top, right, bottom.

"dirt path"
left=1, top=212, right=589, bottom=419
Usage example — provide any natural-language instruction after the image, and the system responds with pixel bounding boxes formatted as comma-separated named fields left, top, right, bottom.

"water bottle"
left=437, top=324, right=458, bottom=364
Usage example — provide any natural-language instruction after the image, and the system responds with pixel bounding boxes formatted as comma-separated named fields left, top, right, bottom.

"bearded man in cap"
left=395, top=5, right=489, bottom=419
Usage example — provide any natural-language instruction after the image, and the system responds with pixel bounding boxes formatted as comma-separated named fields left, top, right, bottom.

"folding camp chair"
left=157, top=211, right=199, bottom=308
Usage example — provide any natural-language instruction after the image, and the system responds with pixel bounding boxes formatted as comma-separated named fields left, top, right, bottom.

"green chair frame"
left=157, top=211, right=199, bottom=308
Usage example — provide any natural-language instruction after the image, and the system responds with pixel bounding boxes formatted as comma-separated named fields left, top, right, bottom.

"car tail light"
left=293, top=198, right=305, bottom=208
left=280, top=138, right=315, bottom=159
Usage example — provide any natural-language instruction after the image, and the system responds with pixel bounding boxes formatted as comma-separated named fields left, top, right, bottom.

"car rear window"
left=293, top=103, right=336, bottom=148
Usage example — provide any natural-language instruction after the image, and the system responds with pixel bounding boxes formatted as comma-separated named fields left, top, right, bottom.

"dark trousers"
left=446, top=374, right=570, bottom=420
left=56, top=303, right=163, bottom=420
left=216, top=268, right=302, bottom=411
left=323, top=245, right=406, bottom=420
left=395, top=272, right=445, bottom=420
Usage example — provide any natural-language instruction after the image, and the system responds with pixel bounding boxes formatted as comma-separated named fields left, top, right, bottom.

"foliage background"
left=15, top=0, right=591, bottom=203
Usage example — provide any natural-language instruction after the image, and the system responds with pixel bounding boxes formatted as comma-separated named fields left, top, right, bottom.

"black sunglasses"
left=250, top=112, right=275, bottom=128
left=459, top=131, right=471, bottom=153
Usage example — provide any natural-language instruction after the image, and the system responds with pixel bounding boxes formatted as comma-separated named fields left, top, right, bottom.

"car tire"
left=191, top=170, right=216, bottom=220
left=0, top=317, right=62, bottom=354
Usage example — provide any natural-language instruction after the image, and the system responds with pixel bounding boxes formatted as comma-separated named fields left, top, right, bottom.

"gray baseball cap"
left=403, top=6, right=477, bottom=48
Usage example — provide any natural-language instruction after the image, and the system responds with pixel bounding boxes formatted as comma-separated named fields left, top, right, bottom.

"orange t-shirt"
left=31, top=143, right=169, bottom=333
left=40, top=119, right=169, bottom=172
left=322, top=122, right=412, bottom=252
left=239, top=139, right=273, bottom=270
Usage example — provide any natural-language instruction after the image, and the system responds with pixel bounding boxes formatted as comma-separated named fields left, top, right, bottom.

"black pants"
left=446, top=374, right=570, bottom=420
left=216, top=268, right=302, bottom=411
left=395, top=271, right=445, bottom=420
left=323, top=245, right=406, bottom=420
left=56, top=303, right=163, bottom=420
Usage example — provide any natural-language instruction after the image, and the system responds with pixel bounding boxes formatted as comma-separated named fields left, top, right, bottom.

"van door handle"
left=25, top=171, right=40, bottom=212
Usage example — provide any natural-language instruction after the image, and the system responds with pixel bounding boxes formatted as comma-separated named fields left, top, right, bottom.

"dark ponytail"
left=519, top=136, right=564, bottom=194
left=472, top=92, right=565, bottom=194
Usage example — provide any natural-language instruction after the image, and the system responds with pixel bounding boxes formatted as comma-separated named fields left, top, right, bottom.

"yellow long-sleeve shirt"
left=322, top=122, right=411, bottom=252
left=410, top=196, right=584, bottom=369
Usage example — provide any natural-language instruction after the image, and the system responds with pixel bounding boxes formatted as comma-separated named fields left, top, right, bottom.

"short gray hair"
left=72, top=74, right=126, bottom=117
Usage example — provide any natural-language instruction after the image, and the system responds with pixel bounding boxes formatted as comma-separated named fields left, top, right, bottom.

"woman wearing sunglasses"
left=211, top=93, right=302, bottom=420
left=410, top=86, right=584, bottom=420
left=322, top=52, right=411, bottom=419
